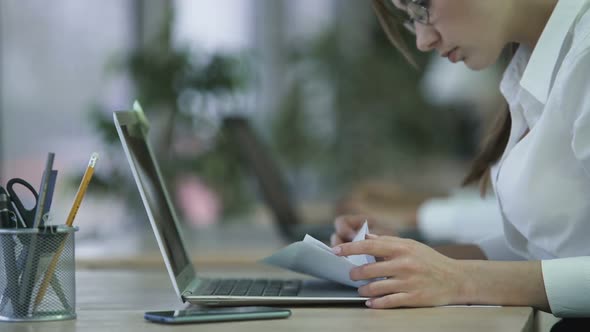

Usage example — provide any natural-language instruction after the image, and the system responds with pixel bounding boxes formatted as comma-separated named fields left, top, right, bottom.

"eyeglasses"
left=400, top=0, right=430, bottom=35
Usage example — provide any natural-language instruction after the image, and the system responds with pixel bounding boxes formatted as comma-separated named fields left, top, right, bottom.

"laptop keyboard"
left=196, top=279, right=302, bottom=297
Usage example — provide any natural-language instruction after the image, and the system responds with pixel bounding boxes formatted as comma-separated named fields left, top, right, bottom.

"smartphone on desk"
left=144, top=306, right=291, bottom=324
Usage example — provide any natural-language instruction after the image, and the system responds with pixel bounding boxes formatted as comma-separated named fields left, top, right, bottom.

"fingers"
left=332, top=215, right=383, bottom=247
left=330, top=233, right=344, bottom=246
left=333, top=237, right=410, bottom=258
left=334, top=215, right=368, bottom=242
left=350, top=260, right=404, bottom=281
left=330, top=229, right=379, bottom=249
left=330, top=229, right=373, bottom=246
left=366, top=292, right=414, bottom=309
left=358, top=279, right=407, bottom=297
left=364, top=235, right=389, bottom=262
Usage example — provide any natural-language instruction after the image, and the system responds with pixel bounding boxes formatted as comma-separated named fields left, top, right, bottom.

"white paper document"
left=260, top=221, right=376, bottom=288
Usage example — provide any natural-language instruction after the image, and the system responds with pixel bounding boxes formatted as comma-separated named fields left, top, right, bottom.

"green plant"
left=87, top=9, right=254, bottom=221
left=270, top=24, right=475, bottom=195
left=87, top=9, right=477, bottom=223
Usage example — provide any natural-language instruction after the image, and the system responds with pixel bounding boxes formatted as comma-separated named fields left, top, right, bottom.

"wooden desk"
left=0, top=266, right=535, bottom=332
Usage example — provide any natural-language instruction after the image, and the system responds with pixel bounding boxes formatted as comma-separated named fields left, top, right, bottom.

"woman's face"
left=393, top=0, right=510, bottom=70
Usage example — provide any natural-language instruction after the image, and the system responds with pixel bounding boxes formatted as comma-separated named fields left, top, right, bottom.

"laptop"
left=113, top=107, right=366, bottom=305
left=221, top=116, right=334, bottom=243
left=222, top=116, right=427, bottom=244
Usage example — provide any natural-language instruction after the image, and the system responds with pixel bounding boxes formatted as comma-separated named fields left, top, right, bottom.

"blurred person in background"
left=335, top=55, right=505, bottom=246
left=331, top=0, right=590, bottom=320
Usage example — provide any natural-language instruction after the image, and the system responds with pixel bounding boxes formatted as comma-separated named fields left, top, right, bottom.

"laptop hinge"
left=181, top=291, right=192, bottom=302
left=182, top=279, right=202, bottom=301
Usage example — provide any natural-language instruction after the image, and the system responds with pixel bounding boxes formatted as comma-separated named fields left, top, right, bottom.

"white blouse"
left=476, top=0, right=590, bottom=317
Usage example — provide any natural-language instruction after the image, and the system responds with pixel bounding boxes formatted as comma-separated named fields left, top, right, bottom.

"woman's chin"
left=464, top=56, right=496, bottom=71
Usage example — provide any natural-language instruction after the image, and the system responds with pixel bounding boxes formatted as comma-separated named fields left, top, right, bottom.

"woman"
left=331, top=0, right=590, bottom=317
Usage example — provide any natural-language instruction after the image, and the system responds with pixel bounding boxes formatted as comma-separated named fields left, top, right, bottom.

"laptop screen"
left=223, top=117, right=301, bottom=239
left=115, top=112, right=193, bottom=294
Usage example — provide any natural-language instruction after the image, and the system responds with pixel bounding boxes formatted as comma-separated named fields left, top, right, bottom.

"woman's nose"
left=415, top=23, right=439, bottom=52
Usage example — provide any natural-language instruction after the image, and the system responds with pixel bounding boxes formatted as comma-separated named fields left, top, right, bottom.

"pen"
left=32, top=153, right=55, bottom=229
left=33, top=152, right=98, bottom=310
left=17, top=152, right=55, bottom=314
left=40, top=170, right=58, bottom=226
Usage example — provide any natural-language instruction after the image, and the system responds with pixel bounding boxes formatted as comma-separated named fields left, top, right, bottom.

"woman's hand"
left=330, top=215, right=396, bottom=246
left=332, top=234, right=466, bottom=309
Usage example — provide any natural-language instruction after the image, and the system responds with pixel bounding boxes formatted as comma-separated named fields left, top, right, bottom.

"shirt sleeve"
left=477, top=234, right=526, bottom=261
left=542, top=257, right=590, bottom=317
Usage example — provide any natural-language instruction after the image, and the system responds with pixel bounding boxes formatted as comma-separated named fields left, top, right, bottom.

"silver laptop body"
left=113, top=106, right=366, bottom=305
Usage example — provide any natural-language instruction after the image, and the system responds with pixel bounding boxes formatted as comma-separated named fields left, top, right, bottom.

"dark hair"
left=371, top=0, right=513, bottom=194
left=371, top=0, right=418, bottom=68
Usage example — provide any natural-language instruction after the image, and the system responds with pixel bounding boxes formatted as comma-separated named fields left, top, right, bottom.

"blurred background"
left=0, top=0, right=503, bottom=262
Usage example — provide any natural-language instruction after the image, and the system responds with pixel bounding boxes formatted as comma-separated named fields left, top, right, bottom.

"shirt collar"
left=520, top=0, right=588, bottom=104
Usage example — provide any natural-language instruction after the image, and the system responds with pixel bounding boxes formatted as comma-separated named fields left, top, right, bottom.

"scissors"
left=0, top=179, right=38, bottom=313
left=1, top=178, right=39, bottom=228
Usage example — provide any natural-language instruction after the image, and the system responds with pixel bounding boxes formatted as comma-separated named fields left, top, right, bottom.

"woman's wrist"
left=434, top=244, right=487, bottom=260
left=451, top=260, right=550, bottom=310
left=453, top=259, right=478, bottom=304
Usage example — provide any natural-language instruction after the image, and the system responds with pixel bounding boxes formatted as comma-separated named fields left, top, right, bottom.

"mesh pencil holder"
left=0, top=226, right=78, bottom=322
